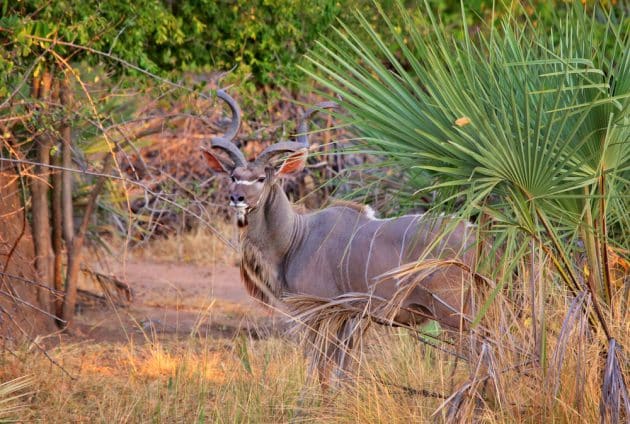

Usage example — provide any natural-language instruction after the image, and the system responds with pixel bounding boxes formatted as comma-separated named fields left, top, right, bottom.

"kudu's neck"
left=244, top=183, right=301, bottom=260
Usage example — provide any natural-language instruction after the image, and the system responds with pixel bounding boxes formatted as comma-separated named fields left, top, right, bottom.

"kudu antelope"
left=203, top=90, right=479, bottom=383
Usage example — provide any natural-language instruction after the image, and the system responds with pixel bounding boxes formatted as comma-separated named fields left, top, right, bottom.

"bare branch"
left=0, top=156, right=237, bottom=251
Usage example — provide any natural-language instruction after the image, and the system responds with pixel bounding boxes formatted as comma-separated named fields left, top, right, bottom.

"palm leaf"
left=304, top=0, right=628, bottom=304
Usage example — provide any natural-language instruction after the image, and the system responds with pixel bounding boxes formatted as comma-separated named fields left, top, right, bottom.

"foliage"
left=1, top=1, right=221, bottom=329
left=162, top=0, right=342, bottom=86
left=0, top=0, right=182, bottom=85
left=1, top=0, right=591, bottom=91
left=0, top=0, right=341, bottom=88
left=305, top=0, right=629, bottom=419
left=306, top=0, right=628, bottom=283
left=3, top=297, right=628, bottom=423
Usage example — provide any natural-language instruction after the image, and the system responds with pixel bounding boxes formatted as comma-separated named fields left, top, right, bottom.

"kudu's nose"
left=230, top=194, right=245, bottom=204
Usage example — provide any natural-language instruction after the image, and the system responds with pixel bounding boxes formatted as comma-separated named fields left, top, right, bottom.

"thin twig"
left=0, top=289, right=64, bottom=321
left=0, top=45, right=55, bottom=110
left=0, top=304, right=74, bottom=380
left=0, top=157, right=237, bottom=251
left=0, top=271, right=65, bottom=295
left=0, top=30, right=214, bottom=100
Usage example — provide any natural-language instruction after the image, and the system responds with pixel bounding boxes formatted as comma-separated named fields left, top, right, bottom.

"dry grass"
left=125, top=224, right=239, bottom=267
left=0, top=335, right=308, bottom=423
left=1, top=281, right=626, bottom=423
left=1, top=229, right=627, bottom=422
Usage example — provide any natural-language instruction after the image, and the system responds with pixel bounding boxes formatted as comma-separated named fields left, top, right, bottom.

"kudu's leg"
left=316, top=316, right=360, bottom=391
left=294, top=317, right=359, bottom=416
left=332, top=317, right=359, bottom=383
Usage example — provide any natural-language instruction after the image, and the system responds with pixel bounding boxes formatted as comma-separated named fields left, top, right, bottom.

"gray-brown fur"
left=202, top=91, right=479, bottom=385
left=241, top=182, right=476, bottom=330
left=240, top=235, right=284, bottom=303
left=328, top=199, right=372, bottom=215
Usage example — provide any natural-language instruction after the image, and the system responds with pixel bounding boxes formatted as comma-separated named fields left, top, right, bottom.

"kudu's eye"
left=257, top=177, right=266, bottom=183
left=230, top=175, right=236, bottom=182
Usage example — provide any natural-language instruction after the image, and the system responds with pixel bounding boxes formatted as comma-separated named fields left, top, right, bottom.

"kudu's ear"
left=202, top=148, right=234, bottom=174
left=276, top=148, right=308, bottom=176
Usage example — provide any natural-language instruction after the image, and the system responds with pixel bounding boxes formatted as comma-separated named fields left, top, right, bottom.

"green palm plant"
left=303, top=0, right=628, bottom=419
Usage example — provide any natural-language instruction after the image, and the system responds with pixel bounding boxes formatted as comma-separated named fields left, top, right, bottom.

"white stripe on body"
left=365, top=221, right=387, bottom=289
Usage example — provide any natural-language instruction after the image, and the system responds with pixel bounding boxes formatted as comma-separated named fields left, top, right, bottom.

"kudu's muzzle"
left=229, top=187, right=250, bottom=227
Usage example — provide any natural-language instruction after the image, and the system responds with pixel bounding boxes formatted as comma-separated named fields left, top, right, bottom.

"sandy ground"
left=73, top=260, right=281, bottom=343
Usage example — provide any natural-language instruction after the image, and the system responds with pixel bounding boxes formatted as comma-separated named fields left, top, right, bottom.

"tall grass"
left=2, top=283, right=626, bottom=422
left=125, top=225, right=239, bottom=267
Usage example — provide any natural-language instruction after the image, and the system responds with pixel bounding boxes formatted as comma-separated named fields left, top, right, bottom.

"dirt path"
left=74, top=260, right=280, bottom=344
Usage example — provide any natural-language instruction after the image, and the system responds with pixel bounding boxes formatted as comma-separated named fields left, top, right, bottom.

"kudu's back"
left=286, top=205, right=477, bottom=330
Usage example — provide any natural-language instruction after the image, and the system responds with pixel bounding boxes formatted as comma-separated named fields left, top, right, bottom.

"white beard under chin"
left=236, top=207, right=248, bottom=227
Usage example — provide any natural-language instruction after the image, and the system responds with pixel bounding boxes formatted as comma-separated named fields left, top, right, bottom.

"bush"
left=164, top=0, right=342, bottom=86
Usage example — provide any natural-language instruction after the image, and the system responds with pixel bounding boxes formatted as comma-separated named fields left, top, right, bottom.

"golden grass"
left=1, top=242, right=627, bottom=422
left=1, top=335, right=308, bottom=423
left=0, top=375, right=34, bottom=420
left=1, top=290, right=625, bottom=424
left=125, top=224, right=239, bottom=267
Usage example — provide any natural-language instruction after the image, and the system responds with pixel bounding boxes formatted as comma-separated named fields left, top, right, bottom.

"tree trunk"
left=60, top=78, right=74, bottom=246
left=51, top=133, right=64, bottom=319
left=52, top=77, right=74, bottom=321
left=0, top=161, right=56, bottom=336
left=61, top=155, right=113, bottom=329
left=30, top=69, right=55, bottom=312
